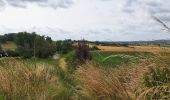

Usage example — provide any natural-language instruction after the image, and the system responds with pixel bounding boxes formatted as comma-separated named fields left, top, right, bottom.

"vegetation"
left=0, top=59, right=59, bottom=99
left=56, top=39, right=74, bottom=54
left=65, top=40, right=92, bottom=72
left=0, top=28, right=170, bottom=100
left=0, top=32, right=56, bottom=58
left=15, top=32, right=56, bottom=58
left=74, top=63, right=130, bottom=100
left=91, top=51, right=152, bottom=68
left=136, top=66, right=170, bottom=99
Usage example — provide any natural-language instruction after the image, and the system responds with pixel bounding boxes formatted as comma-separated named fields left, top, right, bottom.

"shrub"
left=136, top=67, right=170, bottom=99
left=75, top=41, right=92, bottom=64
left=6, top=50, right=19, bottom=57
left=66, top=41, right=92, bottom=72
left=56, top=39, right=74, bottom=54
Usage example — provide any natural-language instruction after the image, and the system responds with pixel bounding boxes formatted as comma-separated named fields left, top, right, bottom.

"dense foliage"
left=15, top=32, right=56, bottom=58
left=66, top=40, right=92, bottom=71
left=0, top=32, right=57, bottom=58
left=0, top=33, right=16, bottom=43
left=56, top=39, right=74, bottom=54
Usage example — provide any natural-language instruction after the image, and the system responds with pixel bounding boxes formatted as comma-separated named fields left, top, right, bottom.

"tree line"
left=0, top=32, right=74, bottom=58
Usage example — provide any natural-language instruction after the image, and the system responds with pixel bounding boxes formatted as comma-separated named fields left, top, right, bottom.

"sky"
left=0, top=0, right=170, bottom=41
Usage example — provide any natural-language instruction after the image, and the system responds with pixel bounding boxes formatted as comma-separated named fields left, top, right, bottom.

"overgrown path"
left=59, top=58, right=67, bottom=71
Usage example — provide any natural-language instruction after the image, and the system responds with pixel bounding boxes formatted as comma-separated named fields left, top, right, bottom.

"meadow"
left=0, top=48, right=169, bottom=100
left=1, top=35, right=170, bottom=99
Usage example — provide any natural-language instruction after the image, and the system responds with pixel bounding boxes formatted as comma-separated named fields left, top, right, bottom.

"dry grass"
left=135, top=66, right=170, bottom=100
left=73, top=53, right=170, bottom=100
left=97, top=45, right=170, bottom=52
left=74, top=63, right=130, bottom=100
left=0, top=59, right=59, bottom=100
left=0, top=53, right=169, bottom=100
left=1, top=41, right=17, bottom=51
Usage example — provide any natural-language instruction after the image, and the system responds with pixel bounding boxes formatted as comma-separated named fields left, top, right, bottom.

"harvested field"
left=1, top=41, right=17, bottom=51
left=97, top=46, right=170, bottom=52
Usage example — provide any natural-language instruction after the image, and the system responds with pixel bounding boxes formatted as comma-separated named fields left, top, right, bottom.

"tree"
left=15, top=32, right=56, bottom=58
left=35, top=36, right=56, bottom=58
left=0, top=35, right=7, bottom=43
left=46, top=36, right=52, bottom=43
left=56, top=39, right=74, bottom=54
left=4, top=33, right=16, bottom=41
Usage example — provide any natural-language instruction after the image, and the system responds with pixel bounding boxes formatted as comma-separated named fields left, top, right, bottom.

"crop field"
left=97, top=45, right=170, bottom=52
left=1, top=42, right=17, bottom=51
left=91, top=51, right=153, bottom=68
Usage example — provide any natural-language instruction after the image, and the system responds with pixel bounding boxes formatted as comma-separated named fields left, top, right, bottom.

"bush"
left=56, top=39, right=74, bottom=54
left=66, top=40, right=92, bottom=71
left=75, top=41, right=92, bottom=64
left=6, top=50, right=19, bottom=57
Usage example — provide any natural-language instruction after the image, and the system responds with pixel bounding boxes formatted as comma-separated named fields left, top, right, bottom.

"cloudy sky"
left=0, top=0, right=170, bottom=41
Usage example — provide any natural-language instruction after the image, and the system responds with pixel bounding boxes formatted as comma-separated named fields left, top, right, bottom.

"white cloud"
left=0, top=0, right=74, bottom=9
left=0, top=0, right=170, bottom=41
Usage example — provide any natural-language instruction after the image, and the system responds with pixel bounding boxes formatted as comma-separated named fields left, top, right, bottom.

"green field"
left=91, top=51, right=153, bottom=68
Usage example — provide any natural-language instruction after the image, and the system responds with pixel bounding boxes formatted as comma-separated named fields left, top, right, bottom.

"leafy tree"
left=0, top=36, right=7, bottom=43
left=56, top=39, right=74, bottom=54
left=0, top=44, right=7, bottom=57
left=4, top=33, right=16, bottom=41
left=46, top=36, right=52, bottom=43
left=35, top=36, right=56, bottom=58
left=6, top=50, right=19, bottom=57
left=15, top=32, right=56, bottom=58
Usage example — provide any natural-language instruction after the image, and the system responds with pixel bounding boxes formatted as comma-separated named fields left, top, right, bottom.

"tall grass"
left=0, top=59, right=59, bottom=100
left=136, top=66, right=170, bottom=100
left=73, top=53, right=170, bottom=100
left=0, top=53, right=170, bottom=100
left=74, top=63, right=130, bottom=100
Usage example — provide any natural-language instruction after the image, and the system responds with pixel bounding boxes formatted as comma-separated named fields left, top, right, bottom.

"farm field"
left=97, top=45, right=170, bottom=52
left=91, top=51, right=153, bottom=68
left=1, top=42, right=17, bottom=51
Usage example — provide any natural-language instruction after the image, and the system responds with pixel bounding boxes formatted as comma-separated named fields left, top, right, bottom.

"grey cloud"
left=0, top=0, right=5, bottom=6
left=122, top=0, right=170, bottom=22
left=0, top=0, right=74, bottom=9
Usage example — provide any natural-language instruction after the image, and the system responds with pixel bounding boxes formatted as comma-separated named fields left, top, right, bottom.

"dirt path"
left=59, top=58, right=67, bottom=71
